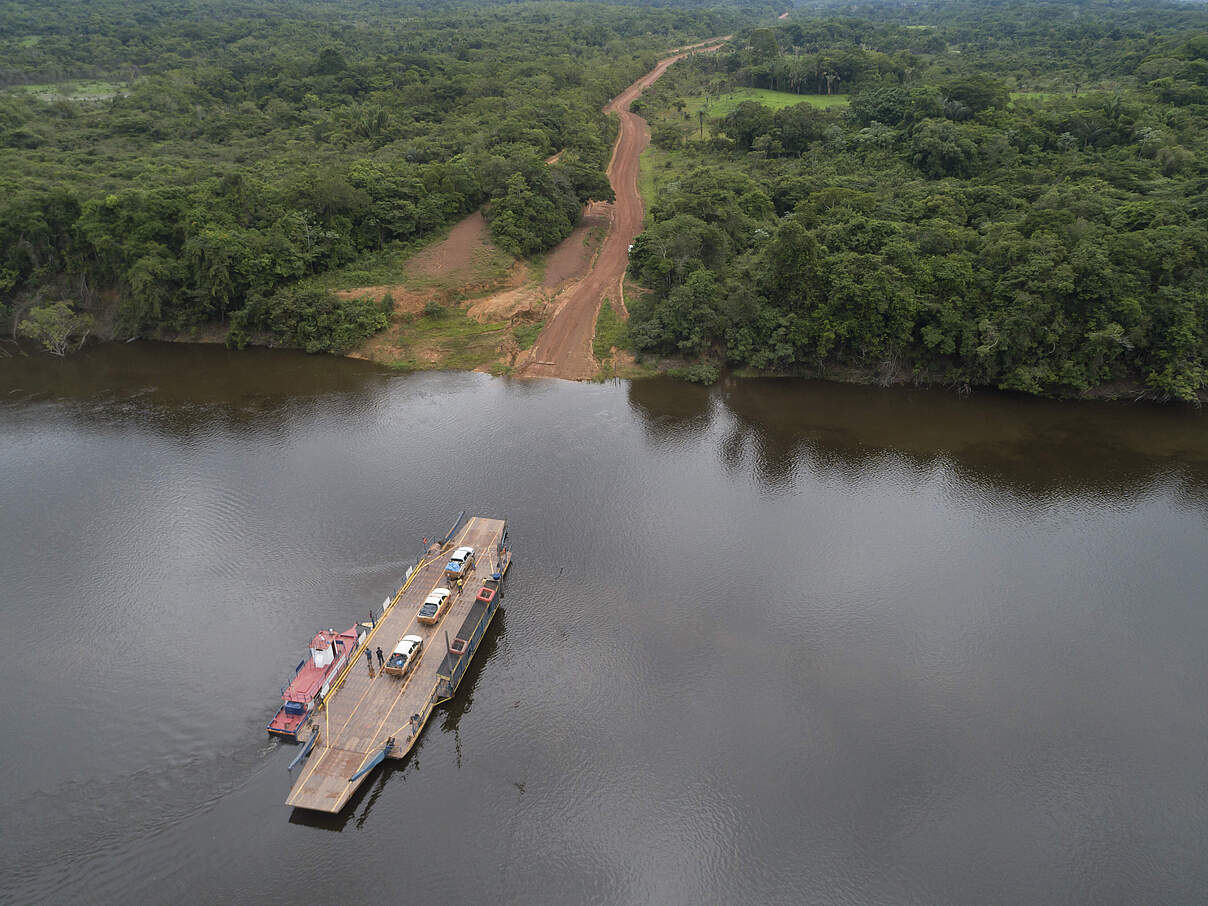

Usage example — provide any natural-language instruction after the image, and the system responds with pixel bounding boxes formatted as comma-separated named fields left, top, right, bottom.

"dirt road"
left=522, top=39, right=729, bottom=380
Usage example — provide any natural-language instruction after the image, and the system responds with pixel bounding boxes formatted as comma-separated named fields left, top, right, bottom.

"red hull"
left=267, top=625, right=360, bottom=739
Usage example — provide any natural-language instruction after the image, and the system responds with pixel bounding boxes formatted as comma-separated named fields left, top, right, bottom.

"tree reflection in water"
left=629, top=375, right=1208, bottom=505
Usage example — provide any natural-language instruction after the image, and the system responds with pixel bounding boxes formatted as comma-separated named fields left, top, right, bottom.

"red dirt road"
left=522, top=40, right=729, bottom=379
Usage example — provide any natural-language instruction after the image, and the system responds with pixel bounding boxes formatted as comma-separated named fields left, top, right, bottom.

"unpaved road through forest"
left=522, top=39, right=729, bottom=379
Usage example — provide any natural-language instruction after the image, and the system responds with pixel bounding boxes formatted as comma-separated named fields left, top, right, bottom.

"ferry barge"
left=283, top=515, right=510, bottom=813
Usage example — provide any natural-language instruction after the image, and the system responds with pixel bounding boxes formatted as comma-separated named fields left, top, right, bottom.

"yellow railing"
left=317, top=547, right=444, bottom=710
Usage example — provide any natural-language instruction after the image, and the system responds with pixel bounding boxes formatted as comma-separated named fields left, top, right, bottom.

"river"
left=2, top=342, right=1206, bottom=904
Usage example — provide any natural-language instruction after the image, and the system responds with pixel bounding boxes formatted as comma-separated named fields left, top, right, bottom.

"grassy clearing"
left=313, top=238, right=437, bottom=291
left=691, top=88, right=849, bottom=118
left=386, top=308, right=510, bottom=371
left=455, top=245, right=515, bottom=288
left=513, top=320, right=543, bottom=350
left=638, top=145, right=697, bottom=216
left=595, top=310, right=660, bottom=378
left=525, top=254, right=548, bottom=286
left=644, top=88, right=849, bottom=145
left=593, top=298, right=629, bottom=363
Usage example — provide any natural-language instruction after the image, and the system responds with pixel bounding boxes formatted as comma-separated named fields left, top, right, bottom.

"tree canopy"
left=629, top=0, right=1208, bottom=400
left=0, top=0, right=774, bottom=351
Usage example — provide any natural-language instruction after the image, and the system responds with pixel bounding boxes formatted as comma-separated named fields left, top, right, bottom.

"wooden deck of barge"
left=285, top=516, right=507, bottom=813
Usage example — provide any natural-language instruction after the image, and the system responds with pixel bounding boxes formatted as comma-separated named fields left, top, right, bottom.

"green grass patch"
left=465, top=245, right=515, bottom=286
left=638, top=148, right=658, bottom=215
left=646, top=88, right=850, bottom=144
left=18, top=36, right=43, bottom=47
left=593, top=298, right=629, bottom=362
left=637, top=145, right=697, bottom=214
left=314, top=241, right=426, bottom=291
left=691, top=88, right=849, bottom=118
left=513, top=320, right=543, bottom=350
left=524, top=254, right=548, bottom=286
left=387, top=310, right=510, bottom=371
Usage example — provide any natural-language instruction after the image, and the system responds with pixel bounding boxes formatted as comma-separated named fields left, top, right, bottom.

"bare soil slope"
left=407, top=210, right=493, bottom=280
left=541, top=202, right=609, bottom=289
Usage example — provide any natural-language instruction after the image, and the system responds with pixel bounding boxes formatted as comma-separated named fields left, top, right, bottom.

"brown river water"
left=1, top=342, right=1206, bottom=904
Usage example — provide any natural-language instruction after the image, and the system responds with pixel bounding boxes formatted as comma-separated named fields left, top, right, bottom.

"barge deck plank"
left=285, top=516, right=507, bottom=813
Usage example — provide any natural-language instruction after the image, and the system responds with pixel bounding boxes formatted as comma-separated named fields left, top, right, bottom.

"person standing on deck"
left=365, top=649, right=373, bottom=671
left=376, top=646, right=384, bottom=668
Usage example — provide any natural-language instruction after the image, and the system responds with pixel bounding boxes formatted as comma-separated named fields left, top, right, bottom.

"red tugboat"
left=267, top=625, right=362, bottom=739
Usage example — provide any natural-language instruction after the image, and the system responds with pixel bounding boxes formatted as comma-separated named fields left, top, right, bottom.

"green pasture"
left=692, top=88, right=849, bottom=118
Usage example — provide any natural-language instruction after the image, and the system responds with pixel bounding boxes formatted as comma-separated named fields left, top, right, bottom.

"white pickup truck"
left=444, top=546, right=475, bottom=582
left=417, top=587, right=451, bottom=625
left=383, top=634, right=423, bottom=678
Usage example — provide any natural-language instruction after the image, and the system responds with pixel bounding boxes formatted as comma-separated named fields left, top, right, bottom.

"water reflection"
left=628, top=376, right=1208, bottom=502
left=438, top=605, right=506, bottom=734
left=9, top=344, right=1205, bottom=506
left=624, top=375, right=714, bottom=445
left=0, top=341, right=388, bottom=435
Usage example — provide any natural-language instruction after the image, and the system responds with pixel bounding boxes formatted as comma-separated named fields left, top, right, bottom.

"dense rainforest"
left=4, top=0, right=1208, bottom=401
left=630, top=0, right=1208, bottom=400
left=0, top=0, right=774, bottom=353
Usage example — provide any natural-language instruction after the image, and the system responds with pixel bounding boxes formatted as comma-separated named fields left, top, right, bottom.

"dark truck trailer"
left=437, top=561, right=508, bottom=697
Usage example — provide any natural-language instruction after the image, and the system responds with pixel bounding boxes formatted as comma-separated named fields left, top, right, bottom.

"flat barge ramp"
left=285, top=515, right=508, bottom=813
